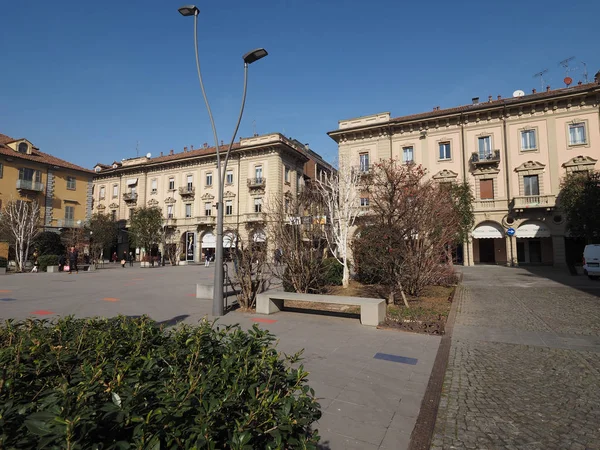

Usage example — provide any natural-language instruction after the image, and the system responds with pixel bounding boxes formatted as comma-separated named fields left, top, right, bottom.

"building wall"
left=50, top=169, right=92, bottom=227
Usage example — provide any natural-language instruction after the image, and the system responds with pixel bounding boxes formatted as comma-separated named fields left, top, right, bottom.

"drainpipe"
left=388, top=125, right=393, bottom=159
left=502, top=105, right=514, bottom=265
left=459, top=113, right=471, bottom=266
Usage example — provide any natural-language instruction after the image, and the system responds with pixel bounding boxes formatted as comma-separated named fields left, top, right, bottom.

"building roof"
left=0, top=133, right=94, bottom=174
left=329, top=81, right=600, bottom=135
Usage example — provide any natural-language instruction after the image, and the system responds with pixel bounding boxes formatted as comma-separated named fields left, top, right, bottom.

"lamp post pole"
left=178, top=5, right=267, bottom=316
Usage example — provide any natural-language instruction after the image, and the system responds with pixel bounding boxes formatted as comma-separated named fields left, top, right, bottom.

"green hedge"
left=0, top=316, right=322, bottom=449
left=322, top=258, right=344, bottom=286
left=38, top=254, right=59, bottom=272
left=0, top=256, right=7, bottom=268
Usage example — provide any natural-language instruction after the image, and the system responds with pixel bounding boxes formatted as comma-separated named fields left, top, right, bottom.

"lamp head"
left=243, top=48, right=268, bottom=65
left=178, top=5, right=199, bottom=16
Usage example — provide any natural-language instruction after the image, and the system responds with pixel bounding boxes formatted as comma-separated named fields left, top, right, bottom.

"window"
left=185, top=203, right=192, bottom=218
left=130, top=186, right=137, bottom=196
left=359, top=153, right=369, bottom=172
left=226, top=170, right=234, bottom=185
left=151, top=179, right=157, bottom=194
left=402, top=146, right=414, bottom=164
left=360, top=197, right=369, bottom=207
left=112, top=184, right=119, bottom=198
left=284, top=166, right=290, bottom=183
left=569, top=123, right=586, bottom=145
left=206, top=172, right=213, bottom=186
left=523, top=175, right=540, bottom=196
left=0, top=163, right=3, bottom=179
left=19, top=167, right=41, bottom=182
left=99, top=186, right=106, bottom=199
left=225, top=200, right=233, bottom=215
left=439, top=142, right=451, bottom=160
left=521, top=130, right=537, bottom=151
left=478, top=136, right=492, bottom=159
left=18, top=142, right=28, bottom=153
left=255, top=166, right=263, bottom=181
left=67, top=176, right=76, bottom=190
left=186, top=175, right=193, bottom=190
left=204, top=202, right=212, bottom=216
left=168, top=178, right=175, bottom=190
left=254, top=198, right=262, bottom=213
left=111, top=210, right=117, bottom=221
left=65, top=206, right=74, bottom=221
left=479, top=179, right=494, bottom=199
left=167, top=204, right=173, bottom=218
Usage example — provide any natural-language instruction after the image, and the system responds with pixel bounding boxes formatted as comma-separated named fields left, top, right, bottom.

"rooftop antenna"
left=558, top=56, right=575, bottom=75
left=533, top=69, right=549, bottom=91
left=252, top=119, right=257, bottom=136
left=581, top=61, right=588, bottom=83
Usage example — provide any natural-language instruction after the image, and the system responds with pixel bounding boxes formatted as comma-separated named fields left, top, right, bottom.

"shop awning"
left=202, top=232, right=216, bottom=247
left=253, top=230, right=266, bottom=243
left=126, top=178, right=138, bottom=186
left=515, top=222, right=551, bottom=238
left=471, top=223, right=503, bottom=239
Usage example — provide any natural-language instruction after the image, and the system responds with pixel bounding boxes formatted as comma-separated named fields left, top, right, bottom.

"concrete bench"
left=256, top=291, right=386, bottom=327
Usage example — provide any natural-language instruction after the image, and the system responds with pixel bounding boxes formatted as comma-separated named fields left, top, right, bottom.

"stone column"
left=464, top=238, right=475, bottom=266
left=505, top=235, right=516, bottom=266
left=552, top=235, right=566, bottom=266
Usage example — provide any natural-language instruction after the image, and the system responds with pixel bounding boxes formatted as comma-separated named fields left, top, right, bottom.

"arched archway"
left=514, top=220, right=553, bottom=265
left=471, top=221, right=507, bottom=264
left=201, top=231, right=216, bottom=262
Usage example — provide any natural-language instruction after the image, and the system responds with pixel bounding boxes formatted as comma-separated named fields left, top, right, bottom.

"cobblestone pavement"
left=432, top=266, right=600, bottom=450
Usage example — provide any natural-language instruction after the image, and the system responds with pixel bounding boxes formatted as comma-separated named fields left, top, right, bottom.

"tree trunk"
left=342, top=260, right=350, bottom=288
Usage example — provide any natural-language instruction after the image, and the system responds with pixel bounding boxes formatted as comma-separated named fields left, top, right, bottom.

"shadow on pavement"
left=520, top=265, right=600, bottom=298
left=157, top=315, right=190, bottom=327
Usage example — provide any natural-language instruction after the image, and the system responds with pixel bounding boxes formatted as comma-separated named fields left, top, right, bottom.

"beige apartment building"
left=92, top=133, right=333, bottom=262
left=328, top=77, right=600, bottom=267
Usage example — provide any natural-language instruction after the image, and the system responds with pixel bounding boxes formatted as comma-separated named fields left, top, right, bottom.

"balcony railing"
left=471, top=150, right=501, bottom=166
left=163, top=216, right=177, bottom=226
left=197, top=215, right=216, bottom=225
left=245, top=212, right=265, bottom=222
left=473, top=199, right=509, bottom=212
left=512, top=194, right=556, bottom=211
left=57, top=219, right=83, bottom=228
left=123, top=192, right=138, bottom=202
left=16, top=179, right=44, bottom=192
left=178, top=186, right=195, bottom=196
left=247, top=177, right=266, bottom=188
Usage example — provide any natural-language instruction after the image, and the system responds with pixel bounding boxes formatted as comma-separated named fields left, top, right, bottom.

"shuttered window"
left=480, top=179, right=494, bottom=199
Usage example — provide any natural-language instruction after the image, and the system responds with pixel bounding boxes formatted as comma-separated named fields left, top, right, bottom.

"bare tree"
left=231, top=232, right=269, bottom=310
left=0, top=200, right=41, bottom=272
left=162, top=226, right=182, bottom=266
left=314, top=159, right=360, bottom=288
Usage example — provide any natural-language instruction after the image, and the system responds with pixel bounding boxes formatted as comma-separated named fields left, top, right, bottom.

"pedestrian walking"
left=68, top=246, right=79, bottom=274
left=122, top=251, right=127, bottom=268
left=31, top=250, right=39, bottom=272
left=58, top=253, right=66, bottom=272
left=112, top=251, right=118, bottom=264
left=129, top=251, right=134, bottom=266
left=205, top=251, right=211, bottom=267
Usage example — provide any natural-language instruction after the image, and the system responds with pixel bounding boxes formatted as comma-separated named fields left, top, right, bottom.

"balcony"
left=197, top=215, right=216, bottom=225
left=245, top=212, right=265, bottom=222
left=57, top=219, right=83, bottom=228
left=473, top=199, right=509, bottom=212
left=123, top=192, right=138, bottom=202
left=512, top=194, right=556, bottom=211
left=16, top=179, right=44, bottom=192
left=163, top=216, right=177, bottom=227
left=247, top=177, right=266, bottom=189
left=471, top=150, right=500, bottom=166
left=178, top=186, right=195, bottom=197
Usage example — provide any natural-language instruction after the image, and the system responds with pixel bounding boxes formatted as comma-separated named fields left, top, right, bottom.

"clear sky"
left=1, top=0, right=598, bottom=169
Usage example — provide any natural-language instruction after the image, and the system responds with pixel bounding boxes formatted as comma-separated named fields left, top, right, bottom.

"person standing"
left=129, top=251, right=134, bottom=267
left=205, top=250, right=211, bottom=267
left=68, top=246, right=79, bottom=274
left=122, top=251, right=128, bottom=268
left=112, top=251, right=118, bottom=264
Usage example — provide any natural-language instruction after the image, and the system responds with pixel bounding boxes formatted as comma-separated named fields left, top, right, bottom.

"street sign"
left=506, top=227, right=515, bottom=237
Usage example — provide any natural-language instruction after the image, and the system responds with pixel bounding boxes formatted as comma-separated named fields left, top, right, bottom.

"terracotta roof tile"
left=0, top=133, right=94, bottom=174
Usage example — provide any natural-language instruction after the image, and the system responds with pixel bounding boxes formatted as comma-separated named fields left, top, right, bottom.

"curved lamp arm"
left=222, top=63, right=248, bottom=176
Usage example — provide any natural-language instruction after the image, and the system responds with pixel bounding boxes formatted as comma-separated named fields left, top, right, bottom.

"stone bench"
left=256, top=291, right=386, bottom=327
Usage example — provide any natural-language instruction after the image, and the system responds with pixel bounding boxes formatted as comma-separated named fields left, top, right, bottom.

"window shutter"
left=480, top=179, right=494, bottom=199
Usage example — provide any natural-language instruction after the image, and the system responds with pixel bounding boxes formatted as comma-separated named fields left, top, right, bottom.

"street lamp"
left=179, top=5, right=268, bottom=316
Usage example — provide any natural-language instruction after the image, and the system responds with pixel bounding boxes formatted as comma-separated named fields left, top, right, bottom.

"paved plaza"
left=433, top=266, right=600, bottom=450
left=0, top=264, right=440, bottom=449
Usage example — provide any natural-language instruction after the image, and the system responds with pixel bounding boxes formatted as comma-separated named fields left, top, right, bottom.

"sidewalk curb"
left=407, top=274, right=463, bottom=450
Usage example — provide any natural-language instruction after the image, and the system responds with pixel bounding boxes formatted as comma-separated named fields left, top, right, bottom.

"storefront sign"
left=186, top=232, right=195, bottom=261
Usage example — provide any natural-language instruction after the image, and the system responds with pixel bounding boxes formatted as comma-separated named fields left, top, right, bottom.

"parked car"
left=582, top=245, right=600, bottom=280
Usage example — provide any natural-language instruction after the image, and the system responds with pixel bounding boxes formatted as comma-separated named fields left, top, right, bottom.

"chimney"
left=497, top=95, right=502, bottom=100
left=595, top=71, right=600, bottom=84
left=220, top=140, right=224, bottom=146
left=169, top=149, right=174, bottom=155
left=183, top=146, right=187, bottom=153
left=532, top=88, right=536, bottom=94
left=472, top=97, right=479, bottom=104
left=160, top=151, right=163, bottom=156
left=190, top=144, right=194, bottom=150
left=578, top=81, right=582, bottom=86
left=546, top=85, right=551, bottom=92
left=203, top=142, right=208, bottom=149
left=488, top=95, right=492, bottom=102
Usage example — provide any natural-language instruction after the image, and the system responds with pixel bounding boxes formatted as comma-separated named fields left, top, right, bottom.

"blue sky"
left=1, top=0, right=598, bottom=168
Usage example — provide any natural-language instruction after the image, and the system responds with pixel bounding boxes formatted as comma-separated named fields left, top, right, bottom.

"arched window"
left=18, top=142, right=28, bottom=153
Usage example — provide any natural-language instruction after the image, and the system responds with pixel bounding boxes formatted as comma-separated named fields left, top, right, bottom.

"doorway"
left=479, top=239, right=496, bottom=263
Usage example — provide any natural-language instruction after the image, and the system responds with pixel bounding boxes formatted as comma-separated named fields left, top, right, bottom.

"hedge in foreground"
left=0, top=316, right=322, bottom=449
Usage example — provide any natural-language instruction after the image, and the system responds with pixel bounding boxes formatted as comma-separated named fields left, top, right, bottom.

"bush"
left=33, top=231, right=65, bottom=256
left=322, top=257, right=344, bottom=286
left=38, top=254, right=59, bottom=272
left=0, top=256, right=7, bottom=268
left=0, top=316, right=322, bottom=449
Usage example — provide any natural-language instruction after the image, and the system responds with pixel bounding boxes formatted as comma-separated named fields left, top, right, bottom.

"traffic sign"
left=506, top=227, right=515, bottom=237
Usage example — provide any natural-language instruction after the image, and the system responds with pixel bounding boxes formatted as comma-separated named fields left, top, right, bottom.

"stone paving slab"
left=432, top=266, right=600, bottom=450
left=0, top=265, right=441, bottom=449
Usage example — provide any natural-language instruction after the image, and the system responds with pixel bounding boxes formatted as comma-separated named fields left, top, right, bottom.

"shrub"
left=33, top=231, right=65, bottom=256
left=38, top=254, right=59, bottom=272
left=0, top=316, right=322, bottom=449
left=0, top=256, right=7, bottom=268
left=322, top=257, right=344, bottom=286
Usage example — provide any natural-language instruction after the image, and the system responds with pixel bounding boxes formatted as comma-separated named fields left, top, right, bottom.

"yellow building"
left=328, top=77, right=600, bottom=267
left=0, top=133, right=94, bottom=253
